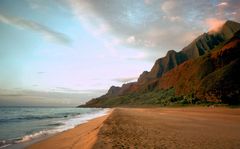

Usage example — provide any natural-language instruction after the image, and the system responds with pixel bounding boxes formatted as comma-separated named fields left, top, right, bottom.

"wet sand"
left=28, top=107, right=240, bottom=149
left=27, top=114, right=110, bottom=149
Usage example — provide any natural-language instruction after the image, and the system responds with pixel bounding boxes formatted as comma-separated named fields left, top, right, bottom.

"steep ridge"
left=138, top=20, right=240, bottom=85
left=82, top=20, right=240, bottom=107
left=181, top=20, right=240, bottom=59
left=158, top=31, right=240, bottom=104
left=138, top=50, right=187, bottom=84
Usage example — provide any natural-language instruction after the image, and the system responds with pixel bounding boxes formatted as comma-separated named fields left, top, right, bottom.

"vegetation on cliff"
left=81, top=20, right=240, bottom=107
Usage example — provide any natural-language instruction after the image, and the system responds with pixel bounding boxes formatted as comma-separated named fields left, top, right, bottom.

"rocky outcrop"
left=138, top=50, right=188, bottom=84
left=105, top=86, right=121, bottom=96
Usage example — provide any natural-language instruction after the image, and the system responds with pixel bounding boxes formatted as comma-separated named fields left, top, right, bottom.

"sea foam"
left=0, top=108, right=109, bottom=148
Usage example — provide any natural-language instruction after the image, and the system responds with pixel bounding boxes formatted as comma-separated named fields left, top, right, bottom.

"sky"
left=0, top=0, right=239, bottom=106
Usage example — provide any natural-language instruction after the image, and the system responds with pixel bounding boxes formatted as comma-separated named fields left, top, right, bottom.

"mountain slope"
left=138, top=20, right=240, bottom=85
left=82, top=20, right=240, bottom=107
left=158, top=31, right=240, bottom=104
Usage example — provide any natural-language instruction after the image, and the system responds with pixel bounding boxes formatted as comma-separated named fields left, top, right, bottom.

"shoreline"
left=25, top=110, right=112, bottom=149
left=2, top=108, right=111, bottom=149
left=0, top=107, right=110, bottom=149
left=24, top=107, right=240, bottom=149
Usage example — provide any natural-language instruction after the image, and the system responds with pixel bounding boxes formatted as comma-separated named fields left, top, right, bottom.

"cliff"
left=81, top=20, right=240, bottom=107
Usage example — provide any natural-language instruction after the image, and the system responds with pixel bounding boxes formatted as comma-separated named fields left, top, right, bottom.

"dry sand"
left=94, top=107, right=240, bottom=149
left=28, top=107, right=240, bottom=149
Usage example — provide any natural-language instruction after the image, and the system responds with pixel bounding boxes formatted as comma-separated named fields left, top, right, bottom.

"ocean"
left=0, top=107, right=108, bottom=148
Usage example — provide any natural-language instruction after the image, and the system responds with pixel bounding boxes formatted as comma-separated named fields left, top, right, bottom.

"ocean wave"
left=47, top=122, right=64, bottom=126
left=0, top=108, right=109, bottom=148
left=0, top=112, right=86, bottom=123
left=0, top=129, right=59, bottom=148
left=16, top=129, right=58, bottom=143
left=0, top=138, right=21, bottom=148
left=19, top=108, right=109, bottom=142
left=0, top=116, right=59, bottom=123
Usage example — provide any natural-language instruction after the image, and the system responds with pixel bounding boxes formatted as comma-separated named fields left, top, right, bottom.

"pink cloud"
left=205, top=18, right=225, bottom=32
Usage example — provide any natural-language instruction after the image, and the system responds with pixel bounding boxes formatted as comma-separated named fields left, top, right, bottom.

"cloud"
left=68, top=0, right=111, bottom=38
left=113, top=76, right=138, bottom=83
left=161, top=0, right=176, bottom=15
left=27, top=0, right=49, bottom=10
left=66, top=0, right=240, bottom=61
left=92, top=23, right=110, bottom=36
left=0, top=89, right=107, bottom=106
left=168, top=16, right=182, bottom=22
left=144, top=0, right=153, bottom=5
left=0, top=14, right=71, bottom=44
left=55, top=87, right=81, bottom=93
left=126, top=36, right=136, bottom=44
left=125, top=51, right=155, bottom=61
left=205, top=18, right=225, bottom=32
left=217, top=2, right=228, bottom=7
left=55, top=87, right=107, bottom=94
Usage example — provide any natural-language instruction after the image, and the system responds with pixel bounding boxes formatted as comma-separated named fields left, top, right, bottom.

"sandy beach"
left=27, top=114, right=110, bottom=149
left=28, top=107, right=240, bottom=149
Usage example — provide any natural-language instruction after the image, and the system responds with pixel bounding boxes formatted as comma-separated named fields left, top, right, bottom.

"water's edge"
left=1, top=108, right=109, bottom=149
